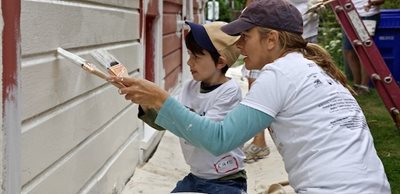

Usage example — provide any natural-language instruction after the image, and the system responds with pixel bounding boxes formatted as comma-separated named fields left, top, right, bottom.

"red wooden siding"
left=163, top=0, right=183, bottom=91
left=163, top=33, right=181, bottom=56
left=145, top=0, right=159, bottom=81
left=164, top=48, right=182, bottom=76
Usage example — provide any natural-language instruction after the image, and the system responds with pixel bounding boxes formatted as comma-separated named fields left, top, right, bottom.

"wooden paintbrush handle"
left=82, top=63, right=125, bottom=88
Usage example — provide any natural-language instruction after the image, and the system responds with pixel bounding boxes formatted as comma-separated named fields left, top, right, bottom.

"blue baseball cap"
left=185, top=21, right=219, bottom=54
left=185, top=21, right=241, bottom=66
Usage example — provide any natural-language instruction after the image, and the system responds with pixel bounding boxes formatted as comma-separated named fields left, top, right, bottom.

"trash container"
left=374, top=9, right=400, bottom=84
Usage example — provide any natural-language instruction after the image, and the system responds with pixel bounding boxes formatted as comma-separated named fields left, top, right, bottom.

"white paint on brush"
left=90, top=49, right=118, bottom=69
left=57, top=47, right=86, bottom=67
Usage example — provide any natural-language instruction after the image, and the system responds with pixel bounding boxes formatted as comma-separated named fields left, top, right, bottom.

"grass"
left=355, top=90, right=400, bottom=193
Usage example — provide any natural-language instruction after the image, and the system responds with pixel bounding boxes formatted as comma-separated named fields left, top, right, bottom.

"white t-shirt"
left=241, top=52, right=390, bottom=193
left=352, top=0, right=380, bottom=17
left=176, top=79, right=246, bottom=179
left=289, top=0, right=319, bottom=39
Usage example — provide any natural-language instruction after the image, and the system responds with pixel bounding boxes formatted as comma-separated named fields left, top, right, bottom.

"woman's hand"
left=107, top=76, right=169, bottom=110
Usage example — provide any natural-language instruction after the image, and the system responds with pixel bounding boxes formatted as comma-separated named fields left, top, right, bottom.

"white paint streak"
left=153, top=0, right=164, bottom=87
left=186, top=124, right=192, bottom=131
left=4, top=85, right=22, bottom=194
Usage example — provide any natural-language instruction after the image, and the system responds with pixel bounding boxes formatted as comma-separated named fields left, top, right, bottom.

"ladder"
left=309, top=0, right=400, bottom=128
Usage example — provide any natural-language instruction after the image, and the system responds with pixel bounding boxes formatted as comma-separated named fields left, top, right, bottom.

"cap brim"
left=221, top=19, right=255, bottom=36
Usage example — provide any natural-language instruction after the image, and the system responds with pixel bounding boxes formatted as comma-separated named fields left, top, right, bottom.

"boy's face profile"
left=187, top=50, right=223, bottom=84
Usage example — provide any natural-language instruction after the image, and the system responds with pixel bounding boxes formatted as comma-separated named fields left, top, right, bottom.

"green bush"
left=382, top=0, right=400, bottom=9
left=210, top=0, right=245, bottom=22
left=218, top=0, right=232, bottom=22
left=318, top=8, right=344, bottom=70
left=318, top=0, right=400, bottom=72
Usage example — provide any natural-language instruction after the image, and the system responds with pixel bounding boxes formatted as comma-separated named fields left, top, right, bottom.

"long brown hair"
left=257, top=27, right=356, bottom=94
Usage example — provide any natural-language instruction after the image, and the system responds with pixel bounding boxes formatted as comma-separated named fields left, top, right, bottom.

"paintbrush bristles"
left=57, top=47, right=86, bottom=67
left=90, top=49, right=119, bottom=69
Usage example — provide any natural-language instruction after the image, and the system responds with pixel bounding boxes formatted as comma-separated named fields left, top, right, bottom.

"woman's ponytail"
left=302, top=43, right=356, bottom=95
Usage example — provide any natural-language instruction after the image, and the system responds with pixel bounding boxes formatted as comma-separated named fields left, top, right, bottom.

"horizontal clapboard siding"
left=22, top=105, right=140, bottom=194
left=21, top=0, right=140, bottom=55
left=21, top=0, right=143, bottom=193
left=21, top=43, right=141, bottom=120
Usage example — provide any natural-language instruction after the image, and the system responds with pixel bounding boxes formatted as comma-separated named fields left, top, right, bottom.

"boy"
left=138, top=21, right=246, bottom=194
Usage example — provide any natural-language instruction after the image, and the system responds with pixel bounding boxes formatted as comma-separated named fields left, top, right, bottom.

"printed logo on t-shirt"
left=307, top=62, right=316, bottom=67
left=326, top=78, right=333, bottom=85
left=314, top=79, right=323, bottom=87
left=307, top=72, right=338, bottom=88
left=214, top=155, right=239, bottom=173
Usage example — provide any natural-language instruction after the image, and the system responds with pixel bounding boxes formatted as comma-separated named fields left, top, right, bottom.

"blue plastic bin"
left=374, top=9, right=400, bottom=84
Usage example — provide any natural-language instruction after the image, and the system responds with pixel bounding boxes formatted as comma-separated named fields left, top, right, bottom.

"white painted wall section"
left=20, top=0, right=144, bottom=193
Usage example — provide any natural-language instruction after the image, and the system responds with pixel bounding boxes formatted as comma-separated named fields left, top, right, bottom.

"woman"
left=109, top=0, right=390, bottom=193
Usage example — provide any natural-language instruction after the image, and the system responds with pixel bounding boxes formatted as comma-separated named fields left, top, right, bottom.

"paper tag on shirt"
left=362, top=20, right=377, bottom=36
left=214, top=155, right=239, bottom=173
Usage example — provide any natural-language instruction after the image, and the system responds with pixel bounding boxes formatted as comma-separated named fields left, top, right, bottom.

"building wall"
left=20, top=0, right=143, bottom=193
left=0, top=0, right=4, bottom=191
left=15, top=0, right=204, bottom=193
left=163, top=0, right=183, bottom=91
left=2, top=0, right=21, bottom=193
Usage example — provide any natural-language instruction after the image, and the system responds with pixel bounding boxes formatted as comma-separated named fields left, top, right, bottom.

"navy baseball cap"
left=185, top=21, right=240, bottom=67
left=221, top=0, right=303, bottom=36
left=185, top=21, right=219, bottom=54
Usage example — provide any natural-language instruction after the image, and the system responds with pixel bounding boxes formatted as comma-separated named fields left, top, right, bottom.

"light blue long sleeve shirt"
left=155, top=96, right=274, bottom=156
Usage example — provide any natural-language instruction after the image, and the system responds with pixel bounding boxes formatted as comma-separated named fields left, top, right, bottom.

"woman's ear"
left=266, top=30, right=279, bottom=50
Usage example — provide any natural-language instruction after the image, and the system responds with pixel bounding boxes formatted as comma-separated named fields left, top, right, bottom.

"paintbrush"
left=305, top=0, right=335, bottom=15
left=90, top=49, right=129, bottom=77
left=57, top=47, right=125, bottom=88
